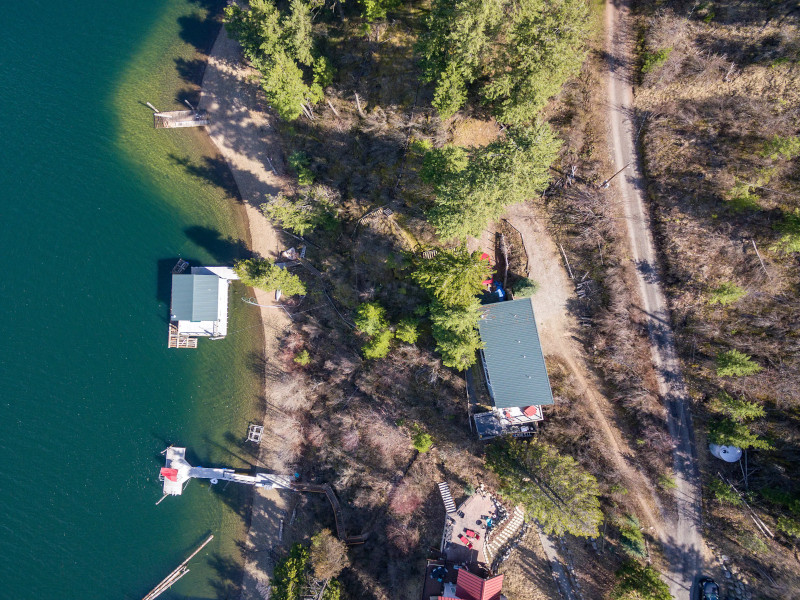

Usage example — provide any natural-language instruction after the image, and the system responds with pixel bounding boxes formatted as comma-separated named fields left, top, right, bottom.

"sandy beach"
left=200, top=22, right=297, bottom=599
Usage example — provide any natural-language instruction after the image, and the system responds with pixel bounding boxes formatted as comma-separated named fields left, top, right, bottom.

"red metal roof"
left=455, top=569, right=504, bottom=600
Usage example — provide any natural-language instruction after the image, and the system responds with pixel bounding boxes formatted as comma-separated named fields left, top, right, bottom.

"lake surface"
left=0, top=1, right=263, bottom=598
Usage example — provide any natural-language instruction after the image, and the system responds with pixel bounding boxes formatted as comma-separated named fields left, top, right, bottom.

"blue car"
left=698, top=577, right=720, bottom=600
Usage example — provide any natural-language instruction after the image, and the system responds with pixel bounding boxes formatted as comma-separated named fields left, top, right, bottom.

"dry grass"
left=634, top=0, right=800, bottom=596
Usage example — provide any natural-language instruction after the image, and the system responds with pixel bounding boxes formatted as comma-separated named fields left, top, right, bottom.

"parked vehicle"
left=698, top=577, right=720, bottom=600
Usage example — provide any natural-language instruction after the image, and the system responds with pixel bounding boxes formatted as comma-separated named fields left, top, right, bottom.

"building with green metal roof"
left=474, top=298, right=554, bottom=439
left=168, top=265, right=239, bottom=348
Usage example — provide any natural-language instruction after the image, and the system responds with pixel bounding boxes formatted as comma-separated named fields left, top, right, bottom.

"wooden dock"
left=154, top=109, right=210, bottom=129
left=168, top=322, right=197, bottom=349
left=142, top=535, right=214, bottom=600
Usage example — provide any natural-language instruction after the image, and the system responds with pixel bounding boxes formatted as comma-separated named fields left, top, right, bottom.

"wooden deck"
left=154, top=110, right=210, bottom=129
left=168, top=322, right=197, bottom=349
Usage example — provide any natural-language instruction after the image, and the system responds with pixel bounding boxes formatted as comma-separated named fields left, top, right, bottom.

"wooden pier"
left=168, top=322, right=197, bottom=349
left=153, top=109, right=210, bottom=129
left=142, top=535, right=214, bottom=600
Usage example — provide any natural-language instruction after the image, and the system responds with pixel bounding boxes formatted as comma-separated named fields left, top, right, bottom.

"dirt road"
left=605, top=0, right=704, bottom=596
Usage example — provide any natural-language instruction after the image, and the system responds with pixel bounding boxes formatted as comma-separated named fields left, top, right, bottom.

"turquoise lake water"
left=0, top=1, right=263, bottom=598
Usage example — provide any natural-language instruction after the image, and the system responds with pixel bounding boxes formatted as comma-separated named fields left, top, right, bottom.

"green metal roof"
left=477, top=298, right=554, bottom=408
left=170, top=274, right=220, bottom=322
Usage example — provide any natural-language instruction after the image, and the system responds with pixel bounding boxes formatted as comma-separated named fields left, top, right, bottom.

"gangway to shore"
left=159, top=447, right=368, bottom=544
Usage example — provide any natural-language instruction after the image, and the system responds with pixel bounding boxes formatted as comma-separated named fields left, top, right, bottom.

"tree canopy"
left=418, top=0, right=590, bottom=123
left=412, top=247, right=490, bottom=370
left=424, top=124, right=561, bottom=239
left=261, top=187, right=336, bottom=236
left=611, top=560, right=671, bottom=600
left=310, top=529, right=350, bottom=581
left=235, top=258, right=307, bottom=296
left=486, top=438, right=603, bottom=537
left=715, top=349, right=763, bottom=377
left=224, top=0, right=330, bottom=120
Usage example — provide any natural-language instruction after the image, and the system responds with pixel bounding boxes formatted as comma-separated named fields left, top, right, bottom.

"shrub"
left=773, top=208, right=800, bottom=253
left=725, top=181, right=760, bottom=213
left=715, top=349, right=762, bottom=377
left=235, top=258, right=307, bottom=296
left=412, top=426, right=434, bottom=453
left=658, top=474, right=677, bottom=490
left=641, top=48, right=672, bottom=74
left=288, top=151, right=314, bottom=186
left=708, top=282, right=746, bottom=306
left=777, top=516, right=800, bottom=538
left=708, top=478, right=742, bottom=506
left=761, top=135, right=800, bottom=160
left=738, top=530, right=769, bottom=556
left=512, top=277, right=539, bottom=298
left=294, top=350, right=311, bottom=366
left=394, top=319, right=419, bottom=344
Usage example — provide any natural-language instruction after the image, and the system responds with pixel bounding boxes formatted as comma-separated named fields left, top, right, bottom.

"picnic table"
left=464, top=529, right=480, bottom=539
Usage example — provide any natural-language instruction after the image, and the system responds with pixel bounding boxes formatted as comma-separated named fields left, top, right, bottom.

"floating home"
left=168, top=261, right=238, bottom=348
left=473, top=298, right=554, bottom=439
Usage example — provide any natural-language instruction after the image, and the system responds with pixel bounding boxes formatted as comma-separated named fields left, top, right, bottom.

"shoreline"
left=199, top=21, right=296, bottom=598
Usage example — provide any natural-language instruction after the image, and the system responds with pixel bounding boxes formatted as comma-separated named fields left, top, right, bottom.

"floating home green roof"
left=477, top=298, right=554, bottom=408
left=170, top=274, right=220, bottom=322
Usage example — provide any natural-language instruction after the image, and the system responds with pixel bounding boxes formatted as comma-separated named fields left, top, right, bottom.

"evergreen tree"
left=412, top=248, right=490, bottom=370
left=716, top=349, right=763, bottom=377
left=482, top=0, right=590, bottom=124
left=355, top=302, right=389, bottom=336
left=711, top=391, right=764, bottom=422
left=486, top=439, right=603, bottom=537
left=708, top=419, right=772, bottom=451
left=426, top=124, right=561, bottom=239
left=235, top=258, right=307, bottom=296
left=611, top=561, right=671, bottom=600
left=418, top=0, right=589, bottom=123
left=412, top=246, right=490, bottom=307
left=224, top=0, right=329, bottom=121
left=261, top=188, right=334, bottom=236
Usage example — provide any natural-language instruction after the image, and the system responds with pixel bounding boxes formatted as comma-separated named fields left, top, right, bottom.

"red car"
left=458, top=534, right=473, bottom=548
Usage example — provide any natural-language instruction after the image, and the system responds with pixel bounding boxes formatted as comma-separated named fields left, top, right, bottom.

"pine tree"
left=224, top=0, right=329, bottom=121
left=716, top=349, right=763, bottom=377
left=234, top=258, right=307, bottom=296
left=425, top=124, right=561, bottom=239
left=412, top=247, right=490, bottom=307
left=611, top=561, right=671, bottom=600
left=486, top=439, right=603, bottom=537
